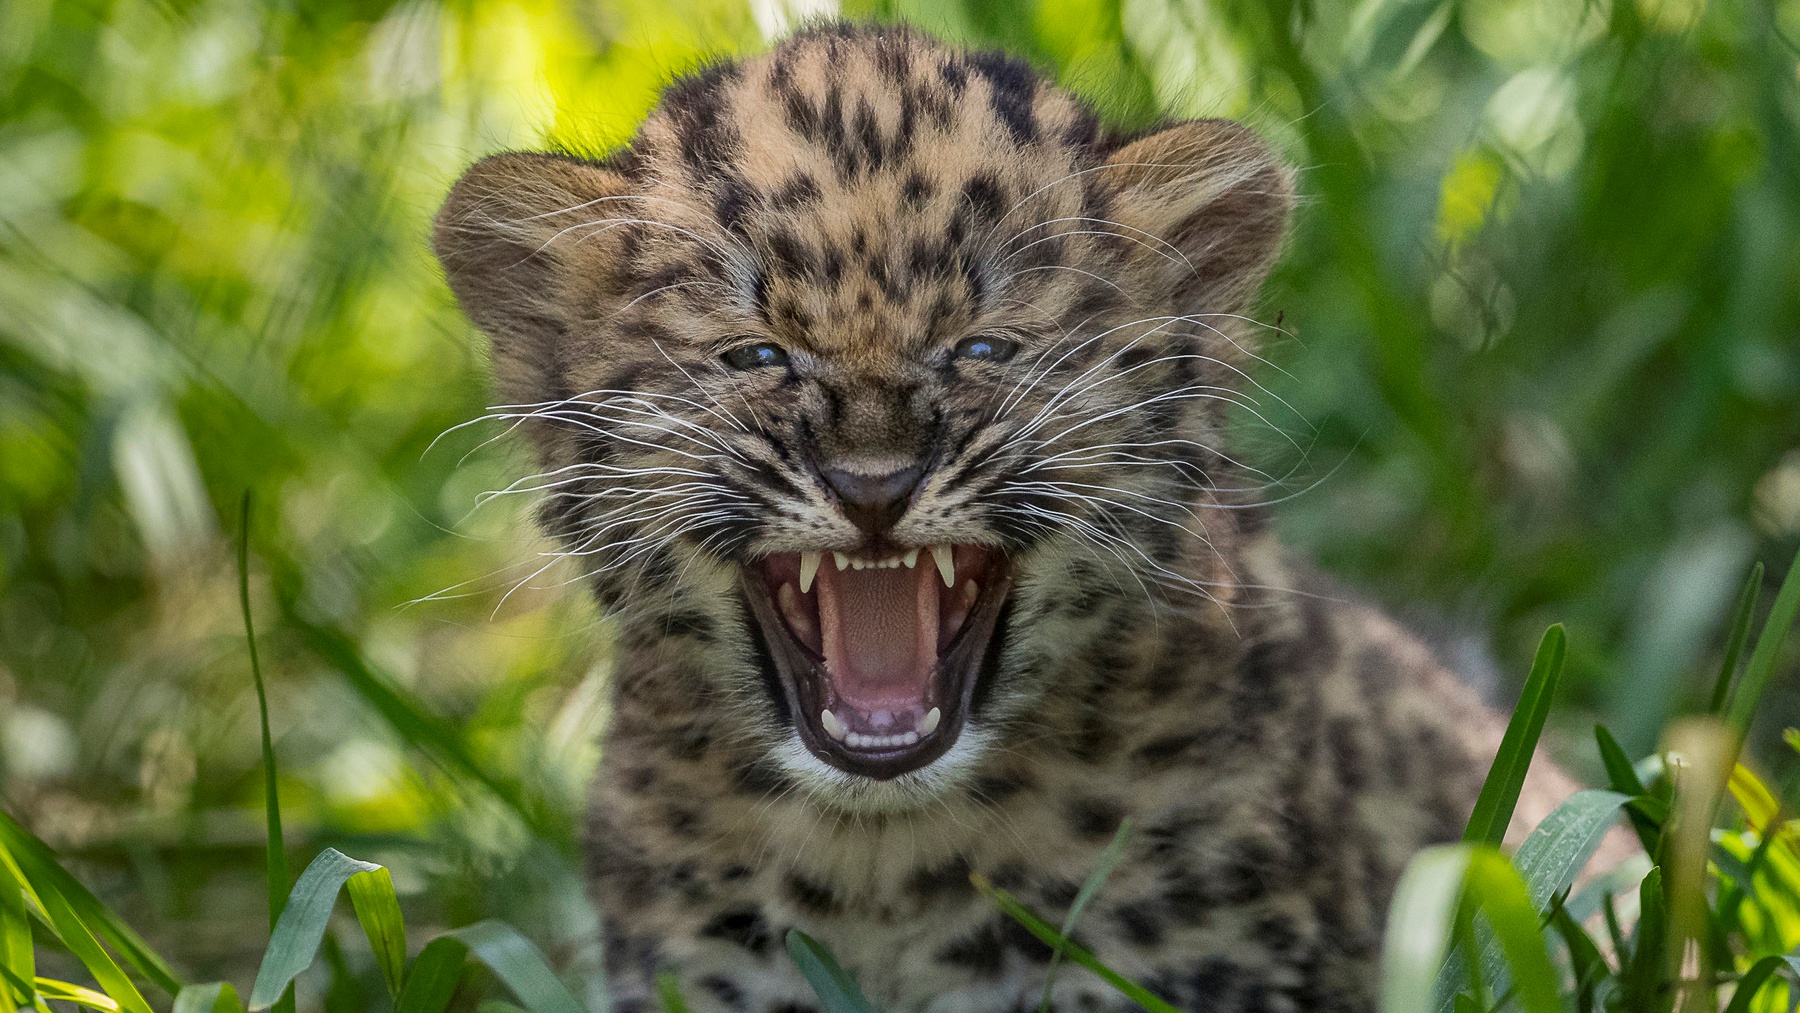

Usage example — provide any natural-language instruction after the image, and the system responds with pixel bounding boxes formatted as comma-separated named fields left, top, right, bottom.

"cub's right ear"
left=433, top=152, right=632, bottom=401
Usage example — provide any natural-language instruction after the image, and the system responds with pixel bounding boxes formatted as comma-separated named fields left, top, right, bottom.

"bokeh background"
left=2, top=0, right=1797, bottom=1005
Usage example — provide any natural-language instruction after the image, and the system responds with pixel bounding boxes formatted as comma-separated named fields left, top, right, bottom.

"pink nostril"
left=823, top=465, right=923, bottom=535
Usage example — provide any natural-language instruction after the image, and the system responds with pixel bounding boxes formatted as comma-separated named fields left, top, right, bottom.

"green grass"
left=3, top=539, right=1798, bottom=1013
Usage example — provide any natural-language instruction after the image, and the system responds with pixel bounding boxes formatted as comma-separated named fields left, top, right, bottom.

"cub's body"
left=434, top=23, right=1570, bottom=1013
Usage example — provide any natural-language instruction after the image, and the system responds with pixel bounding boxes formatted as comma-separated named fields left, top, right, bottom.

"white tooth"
left=931, top=545, right=955, bottom=588
left=833, top=551, right=850, bottom=571
left=851, top=559, right=864, bottom=570
left=821, top=709, right=847, bottom=741
left=918, top=707, right=941, bottom=735
left=901, top=731, right=919, bottom=746
left=779, top=583, right=798, bottom=612
left=849, top=732, right=867, bottom=748
left=799, top=552, right=820, bottom=593
left=963, top=579, right=979, bottom=605
left=903, top=549, right=919, bottom=568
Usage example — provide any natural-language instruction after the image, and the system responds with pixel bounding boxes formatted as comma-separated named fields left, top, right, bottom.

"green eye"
left=952, top=335, right=1019, bottom=362
left=722, top=342, right=790, bottom=370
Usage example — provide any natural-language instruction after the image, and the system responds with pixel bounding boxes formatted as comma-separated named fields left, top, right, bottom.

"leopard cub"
left=434, top=22, right=1571, bottom=1013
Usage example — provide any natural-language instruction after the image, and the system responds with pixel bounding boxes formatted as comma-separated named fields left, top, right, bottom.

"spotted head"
left=434, top=22, right=1292, bottom=809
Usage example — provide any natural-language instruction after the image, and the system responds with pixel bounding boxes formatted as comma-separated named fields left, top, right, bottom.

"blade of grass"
left=1721, top=954, right=1800, bottom=1013
left=0, top=811, right=183, bottom=996
left=0, top=963, right=54, bottom=1013
left=1548, top=902, right=1606, bottom=1013
left=1464, top=625, right=1566, bottom=847
left=1596, top=725, right=1662, bottom=854
left=173, top=983, right=246, bottom=1013
left=785, top=930, right=879, bottom=1013
left=1040, top=818, right=1132, bottom=1013
left=1380, top=846, right=1473, bottom=1013
left=1458, top=851, right=1561, bottom=1013
left=1726, top=549, right=1800, bottom=740
left=1620, top=867, right=1665, bottom=1013
left=249, top=849, right=382, bottom=1011
left=971, top=877, right=1180, bottom=1013
left=33, top=977, right=124, bottom=1012
left=1710, top=562, right=1765, bottom=713
left=344, top=867, right=407, bottom=1000
left=655, top=971, right=690, bottom=1013
left=2, top=876, right=33, bottom=1010
left=239, top=494, right=295, bottom=1013
left=440, top=921, right=588, bottom=1013
left=395, top=937, right=469, bottom=1013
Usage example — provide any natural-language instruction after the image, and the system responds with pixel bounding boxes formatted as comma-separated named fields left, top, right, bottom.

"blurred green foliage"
left=0, top=0, right=1797, bottom=1003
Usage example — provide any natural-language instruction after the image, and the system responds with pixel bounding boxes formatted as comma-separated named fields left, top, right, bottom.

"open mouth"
left=741, top=545, right=1011, bottom=779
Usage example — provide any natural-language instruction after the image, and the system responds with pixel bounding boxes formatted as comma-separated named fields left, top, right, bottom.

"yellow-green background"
left=1, top=0, right=1797, bottom=1003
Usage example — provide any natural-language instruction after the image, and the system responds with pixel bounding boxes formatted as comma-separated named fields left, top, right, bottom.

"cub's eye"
left=952, top=335, right=1019, bottom=363
left=722, top=342, right=790, bottom=370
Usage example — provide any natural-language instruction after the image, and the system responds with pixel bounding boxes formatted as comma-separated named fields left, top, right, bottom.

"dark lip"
left=739, top=558, right=1012, bottom=780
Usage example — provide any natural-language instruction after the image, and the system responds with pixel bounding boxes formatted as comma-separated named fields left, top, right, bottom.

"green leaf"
left=971, top=879, right=1181, bottom=1013
left=344, top=867, right=407, bottom=1000
left=1620, top=866, right=1666, bottom=1013
left=249, top=849, right=382, bottom=1011
left=0, top=961, right=52, bottom=1013
left=239, top=496, right=296, bottom=1013
left=0, top=810, right=184, bottom=997
left=1595, top=725, right=1661, bottom=854
left=2, top=878, right=34, bottom=1010
left=1040, top=818, right=1132, bottom=1013
left=395, top=937, right=470, bottom=1013
left=1380, top=846, right=1472, bottom=1013
left=1511, top=790, right=1630, bottom=909
left=1457, top=850, right=1561, bottom=1013
left=1722, top=954, right=1800, bottom=1013
left=1548, top=903, right=1606, bottom=1013
left=785, top=930, right=879, bottom=1013
left=1710, top=562, right=1765, bottom=713
left=655, top=971, right=690, bottom=1013
left=1463, top=625, right=1566, bottom=847
left=173, top=983, right=247, bottom=1013
left=1727, top=548, right=1800, bottom=738
left=440, top=921, right=587, bottom=1013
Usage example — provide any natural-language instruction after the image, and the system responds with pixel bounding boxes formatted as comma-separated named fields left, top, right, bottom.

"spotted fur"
left=434, top=23, right=1579, bottom=1013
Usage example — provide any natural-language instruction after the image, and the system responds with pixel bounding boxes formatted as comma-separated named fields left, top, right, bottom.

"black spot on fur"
left=905, top=856, right=974, bottom=901
left=1115, top=901, right=1167, bottom=946
left=699, top=975, right=746, bottom=1010
left=784, top=873, right=840, bottom=917
left=1066, top=797, right=1125, bottom=840
left=961, top=174, right=1006, bottom=224
left=936, top=922, right=1005, bottom=976
left=770, top=172, right=821, bottom=211
left=700, top=908, right=773, bottom=956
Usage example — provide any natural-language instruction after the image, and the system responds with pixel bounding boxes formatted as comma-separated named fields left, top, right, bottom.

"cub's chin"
left=740, top=545, right=1011, bottom=780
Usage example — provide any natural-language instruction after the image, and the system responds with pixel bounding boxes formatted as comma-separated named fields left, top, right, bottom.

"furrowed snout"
left=823, top=464, right=923, bottom=536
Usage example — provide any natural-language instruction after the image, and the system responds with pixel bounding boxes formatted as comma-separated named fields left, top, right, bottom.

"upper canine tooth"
left=833, top=551, right=850, bottom=571
left=903, top=549, right=919, bottom=569
left=931, top=545, right=955, bottom=588
left=799, top=552, right=820, bottom=593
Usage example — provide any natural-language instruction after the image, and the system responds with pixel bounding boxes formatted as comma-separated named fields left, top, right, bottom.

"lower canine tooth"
left=821, top=709, right=847, bottom=741
left=917, top=707, right=941, bottom=735
left=962, top=579, right=979, bottom=605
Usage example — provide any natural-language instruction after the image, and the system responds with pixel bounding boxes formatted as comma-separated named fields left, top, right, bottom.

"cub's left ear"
left=1101, top=119, right=1293, bottom=317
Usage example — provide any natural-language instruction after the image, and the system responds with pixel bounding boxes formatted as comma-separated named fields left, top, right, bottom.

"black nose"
left=823, top=464, right=923, bottom=535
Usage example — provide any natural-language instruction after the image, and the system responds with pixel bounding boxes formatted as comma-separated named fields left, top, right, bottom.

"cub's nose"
left=822, top=463, right=923, bottom=536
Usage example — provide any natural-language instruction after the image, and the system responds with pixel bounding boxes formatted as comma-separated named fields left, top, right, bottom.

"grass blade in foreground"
left=440, top=921, right=588, bottom=1013
left=1726, top=548, right=1800, bottom=740
left=655, top=971, right=691, bottom=1013
left=1463, top=625, right=1565, bottom=847
left=972, top=876, right=1180, bottom=1013
left=786, top=930, right=879, bottom=1013
left=1040, top=819, right=1132, bottom=1013
left=1709, top=562, right=1765, bottom=713
left=249, top=849, right=382, bottom=1010
left=239, top=494, right=294, bottom=1013
left=1380, top=846, right=1472, bottom=1013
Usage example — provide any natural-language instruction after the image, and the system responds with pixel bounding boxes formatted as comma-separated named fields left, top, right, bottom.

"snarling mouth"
left=741, top=546, right=1011, bottom=779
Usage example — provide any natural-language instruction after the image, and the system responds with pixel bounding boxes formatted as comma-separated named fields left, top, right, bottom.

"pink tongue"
left=816, top=563, right=939, bottom=709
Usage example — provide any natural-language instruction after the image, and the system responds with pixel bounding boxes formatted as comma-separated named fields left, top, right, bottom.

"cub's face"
left=435, top=25, right=1290, bottom=810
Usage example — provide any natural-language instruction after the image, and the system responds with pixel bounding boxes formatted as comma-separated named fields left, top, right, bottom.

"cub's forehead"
left=621, top=26, right=1117, bottom=359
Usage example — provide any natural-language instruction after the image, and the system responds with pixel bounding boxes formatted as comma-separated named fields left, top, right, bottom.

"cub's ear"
left=433, top=152, right=632, bottom=403
left=1101, top=119, right=1293, bottom=319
